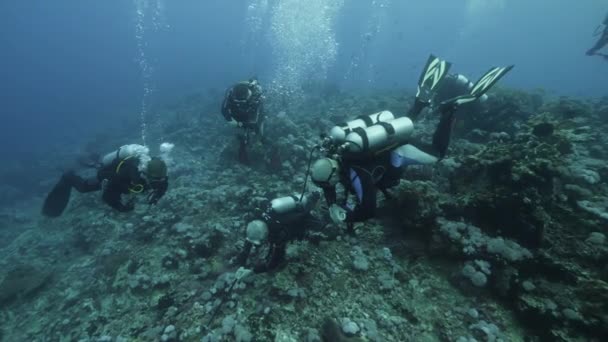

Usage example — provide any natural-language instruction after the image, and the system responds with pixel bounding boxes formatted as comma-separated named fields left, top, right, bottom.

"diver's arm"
left=257, top=100, right=265, bottom=118
left=102, top=187, right=134, bottom=212
left=148, top=178, right=168, bottom=205
left=299, top=191, right=321, bottom=213
left=221, top=89, right=232, bottom=121
left=236, top=241, right=253, bottom=266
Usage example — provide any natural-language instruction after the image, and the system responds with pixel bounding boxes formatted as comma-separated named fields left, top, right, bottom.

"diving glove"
left=329, top=204, right=347, bottom=225
left=147, top=191, right=160, bottom=205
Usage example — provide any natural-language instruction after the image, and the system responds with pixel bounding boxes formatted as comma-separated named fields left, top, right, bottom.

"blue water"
left=0, top=0, right=606, bottom=162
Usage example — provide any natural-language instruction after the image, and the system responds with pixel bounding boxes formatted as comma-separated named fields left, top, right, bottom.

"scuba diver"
left=221, top=78, right=266, bottom=164
left=310, top=55, right=514, bottom=228
left=310, top=114, right=428, bottom=230
left=586, top=11, right=608, bottom=59
left=237, top=192, right=323, bottom=273
left=42, top=144, right=170, bottom=217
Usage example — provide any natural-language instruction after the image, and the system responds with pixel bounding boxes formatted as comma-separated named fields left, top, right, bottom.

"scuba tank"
left=329, top=111, right=394, bottom=143
left=101, top=144, right=150, bottom=167
left=343, top=116, right=414, bottom=155
left=267, top=193, right=318, bottom=223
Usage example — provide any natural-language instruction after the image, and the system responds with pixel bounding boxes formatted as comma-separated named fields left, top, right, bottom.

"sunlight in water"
left=343, top=0, right=393, bottom=86
left=266, top=0, right=345, bottom=107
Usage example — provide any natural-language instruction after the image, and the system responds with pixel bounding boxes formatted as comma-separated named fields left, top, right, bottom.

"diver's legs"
left=587, top=31, right=608, bottom=55
left=63, top=171, right=101, bottom=193
left=238, top=134, right=250, bottom=165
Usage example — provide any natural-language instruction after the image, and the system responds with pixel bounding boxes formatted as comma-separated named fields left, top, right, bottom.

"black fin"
left=469, top=65, right=514, bottom=98
left=438, top=64, right=514, bottom=112
left=42, top=177, right=72, bottom=217
left=415, top=54, right=452, bottom=103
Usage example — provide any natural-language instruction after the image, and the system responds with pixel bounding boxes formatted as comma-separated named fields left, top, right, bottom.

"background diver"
left=221, top=77, right=266, bottom=164
left=586, top=11, right=608, bottom=59
left=42, top=143, right=171, bottom=217
left=237, top=192, right=324, bottom=273
left=310, top=55, right=513, bottom=229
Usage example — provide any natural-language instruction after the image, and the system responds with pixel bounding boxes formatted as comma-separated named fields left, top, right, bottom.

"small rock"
left=586, top=232, right=606, bottom=245
left=341, top=319, right=359, bottom=335
left=467, top=308, right=479, bottom=319
left=522, top=280, right=536, bottom=291
left=562, top=308, right=582, bottom=321
left=532, top=122, right=554, bottom=137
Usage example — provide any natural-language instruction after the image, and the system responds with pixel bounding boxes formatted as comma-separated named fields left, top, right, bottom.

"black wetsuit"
left=221, top=80, right=265, bottom=163
left=63, top=157, right=167, bottom=212
left=320, top=151, right=403, bottom=224
left=239, top=209, right=320, bottom=273
left=221, top=81, right=265, bottom=132
left=435, top=74, right=485, bottom=114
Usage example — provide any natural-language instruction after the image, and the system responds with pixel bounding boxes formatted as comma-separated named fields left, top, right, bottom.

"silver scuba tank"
left=270, top=196, right=299, bottom=215
left=329, top=110, right=394, bottom=143
left=343, top=117, right=414, bottom=154
left=268, top=193, right=318, bottom=223
left=268, top=196, right=301, bottom=224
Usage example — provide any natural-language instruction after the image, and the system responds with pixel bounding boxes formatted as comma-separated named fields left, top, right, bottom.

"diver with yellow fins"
left=307, top=55, right=514, bottom=229
left=42, top=143, right=172, bottom=217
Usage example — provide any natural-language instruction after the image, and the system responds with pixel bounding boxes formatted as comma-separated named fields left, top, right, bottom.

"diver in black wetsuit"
left=42, top=144, right=169, bottom=217
left=221, top=78, right=266, bottom=164
left=310, top=55, right=514, bottom=229
left=237, top=192, right=322, bottom=273
left=310, top=139, right=435, bottom=231
left=587, top=12, right=608, bottom=59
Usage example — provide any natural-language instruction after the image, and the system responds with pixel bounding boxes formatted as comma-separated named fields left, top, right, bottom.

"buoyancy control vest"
left=101, top=144, right=150, bottom=168
left=329, top=111, right=395, bottom=143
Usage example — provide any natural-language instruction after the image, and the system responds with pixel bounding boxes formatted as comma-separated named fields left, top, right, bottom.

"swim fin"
left=437, top=65, right=514, bottom=112
left=42, top=176, right=73, bottom=217
left=409, top=54, right=451, bottom=117
left=469, top=65, right=514, bottom=99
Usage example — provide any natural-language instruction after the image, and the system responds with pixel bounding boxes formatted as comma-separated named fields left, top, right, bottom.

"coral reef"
left=0, top=88, right=607, bottom=341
